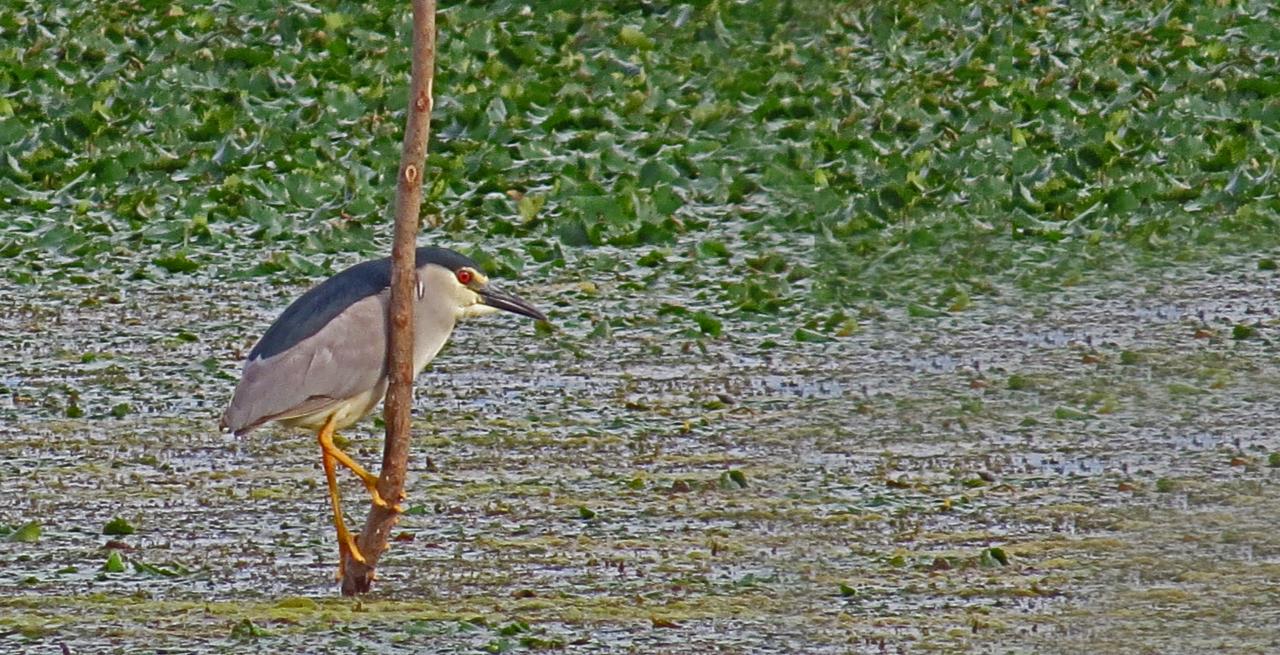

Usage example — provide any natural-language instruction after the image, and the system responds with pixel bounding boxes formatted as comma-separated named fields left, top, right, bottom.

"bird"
left=220, top=246, right=546, bottom=576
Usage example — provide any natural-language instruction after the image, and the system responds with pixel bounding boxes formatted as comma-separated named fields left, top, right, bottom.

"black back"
left=248, top=246, right=479, bottom=360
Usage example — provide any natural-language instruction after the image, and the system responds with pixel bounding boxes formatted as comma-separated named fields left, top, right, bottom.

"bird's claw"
left=368, top=489, right=404, bottom=514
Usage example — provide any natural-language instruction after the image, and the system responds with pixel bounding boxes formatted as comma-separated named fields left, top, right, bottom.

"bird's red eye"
left=456, top=269, right=473, bottom=285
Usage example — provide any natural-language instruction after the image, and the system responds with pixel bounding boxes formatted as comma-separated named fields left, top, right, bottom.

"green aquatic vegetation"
left=1, top=1, right=1279, bottom=653
left=102, top=551, right=125, bottom=573
left=981, top=547, right=1010, bottom=567
left=102, top=517, right=135, bottom=536
left=0, top=0, right=1275, bottom=323
left=6, top=521, right=41, bottom=543
left=230, top=618, right=271, bottom=639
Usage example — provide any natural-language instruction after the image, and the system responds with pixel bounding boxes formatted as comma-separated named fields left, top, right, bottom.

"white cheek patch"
left=458, top=303, right=499, bottom=320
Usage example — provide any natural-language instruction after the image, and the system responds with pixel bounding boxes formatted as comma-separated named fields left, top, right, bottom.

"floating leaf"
left=699, top=240, right=731, bottom=259
left=692, top=311, right=722, bottom=337
left=1053, top=406, right=1094, bottom=421
left=154, top=254, right=200, bottom=274
left=793, top=328, right=830, bottom=343
left=719, top=470, right=749, bottom=490
left=230, top=618, right=270, bottom=639
left=103, top=517, right=135, bottom=536
left=1007, top=374, right=1034, bottom=391
left=907, top=304, right=944, bottom=318
left=8, top=521, right=40, bottom=543
left=980, top=547, right=1009, bottom=567
left=103, top=550, right=126, bottom=573
left=618, top=25, right=655, bottom=50
left=498, top=621, right=529, bottom=637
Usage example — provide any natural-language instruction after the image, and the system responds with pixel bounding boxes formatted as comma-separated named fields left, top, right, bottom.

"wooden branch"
left=340, top=0, right=437, bottom=596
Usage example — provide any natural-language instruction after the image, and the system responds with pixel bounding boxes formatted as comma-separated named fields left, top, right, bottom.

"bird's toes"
left=369, top=491, right=406, bottom=514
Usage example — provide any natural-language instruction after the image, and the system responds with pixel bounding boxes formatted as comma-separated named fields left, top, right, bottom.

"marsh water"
left=1, top=250, right=1277, bottom=654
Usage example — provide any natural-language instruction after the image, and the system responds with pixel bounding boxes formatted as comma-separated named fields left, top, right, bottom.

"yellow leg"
left=317, top=422, right=404, bottom=513
left=318, top=415, right=365, bottom=579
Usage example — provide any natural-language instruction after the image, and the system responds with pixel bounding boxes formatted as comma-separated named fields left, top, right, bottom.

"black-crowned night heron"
left=220, top=246, right=545, bottom=575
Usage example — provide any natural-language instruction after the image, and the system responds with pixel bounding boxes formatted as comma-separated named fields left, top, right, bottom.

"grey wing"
left=221, top=293, right=390, bottom=434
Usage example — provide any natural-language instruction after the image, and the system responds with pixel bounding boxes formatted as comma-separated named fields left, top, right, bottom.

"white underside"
left=278, top=382, right=388, bottom=432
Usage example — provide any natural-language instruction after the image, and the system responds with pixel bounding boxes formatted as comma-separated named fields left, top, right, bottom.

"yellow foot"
left=366, top=486, right=399, bottom=511
left=365, top=484, right=405, bottom=513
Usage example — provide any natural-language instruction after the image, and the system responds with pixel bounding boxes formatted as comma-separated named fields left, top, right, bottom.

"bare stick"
left=340, top=0, right=436, bottom=596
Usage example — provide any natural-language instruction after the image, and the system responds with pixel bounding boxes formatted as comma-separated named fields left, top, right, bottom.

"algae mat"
left=2, top=257, right=1278, bottom=654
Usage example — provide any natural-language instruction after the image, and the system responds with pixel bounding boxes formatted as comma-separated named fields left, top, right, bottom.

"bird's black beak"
left=479, top=283, right=547, bottom=322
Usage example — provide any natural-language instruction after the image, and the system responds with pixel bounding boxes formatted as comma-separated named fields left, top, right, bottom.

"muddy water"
left=1, top=256, right=1277, bottom=653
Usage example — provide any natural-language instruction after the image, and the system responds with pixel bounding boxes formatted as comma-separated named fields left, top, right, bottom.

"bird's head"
left=416, top=248, right=546, bottom=323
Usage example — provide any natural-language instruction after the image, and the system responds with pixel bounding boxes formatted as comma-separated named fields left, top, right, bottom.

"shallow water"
left=1, top=255, right=1278, bottom=653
